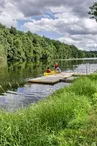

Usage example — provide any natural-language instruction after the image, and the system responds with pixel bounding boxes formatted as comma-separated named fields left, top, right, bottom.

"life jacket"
left=46, top=69, right=51, bottom=73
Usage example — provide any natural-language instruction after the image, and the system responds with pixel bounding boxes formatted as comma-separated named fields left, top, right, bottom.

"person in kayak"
left=55, top=63, right=61, bottom=73
left=46, top=67, right=51, bottom=73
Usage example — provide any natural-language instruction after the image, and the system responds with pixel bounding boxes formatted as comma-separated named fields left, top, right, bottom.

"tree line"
left=0, top=23, right=96, bottom=63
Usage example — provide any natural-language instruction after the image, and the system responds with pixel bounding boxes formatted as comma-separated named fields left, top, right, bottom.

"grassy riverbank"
left=1, top=74, right=97, bottom=146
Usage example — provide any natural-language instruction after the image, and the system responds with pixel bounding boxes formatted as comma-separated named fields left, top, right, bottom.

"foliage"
left=1, top=74, right=97, bottom=145
left=83, top=51, right=97, bottom=58
left=0, top=23, right=86, bottom=63
left=88, top=2, right=97, bottom=21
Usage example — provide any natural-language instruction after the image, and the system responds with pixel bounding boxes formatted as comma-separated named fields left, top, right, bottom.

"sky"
left=0, top=0, right=97, bottom=51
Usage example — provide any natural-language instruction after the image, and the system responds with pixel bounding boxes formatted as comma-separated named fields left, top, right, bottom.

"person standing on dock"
left=55, top=63, right=61, bottom=73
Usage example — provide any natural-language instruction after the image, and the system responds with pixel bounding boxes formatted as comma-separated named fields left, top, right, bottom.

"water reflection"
left=59, top=59, right=97, bottom=74
left=0, top=58, right=97, bottom=111
left=1, top=58, right=97, bottom=92
left=0, top=82, right=69, bottom=111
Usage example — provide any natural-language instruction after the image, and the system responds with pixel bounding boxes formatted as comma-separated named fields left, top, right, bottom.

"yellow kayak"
left=44, top=70, right=56, bottom=76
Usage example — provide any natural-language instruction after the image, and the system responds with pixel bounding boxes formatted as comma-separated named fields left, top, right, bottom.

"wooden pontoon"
left=28, top=72, right=73, bottom=85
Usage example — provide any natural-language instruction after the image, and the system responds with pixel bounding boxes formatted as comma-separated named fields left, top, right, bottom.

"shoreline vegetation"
left=0, top=23, right=97, bottom=64
left=55, top=57, right=97, bottom=61
left=1, top=74, right=97, bottom=145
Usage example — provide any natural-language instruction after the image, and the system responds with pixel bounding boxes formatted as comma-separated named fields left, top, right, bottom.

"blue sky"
left=0, top=0, right=97, bottom=51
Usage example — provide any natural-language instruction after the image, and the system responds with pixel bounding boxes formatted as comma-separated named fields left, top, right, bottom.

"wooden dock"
left=28, top=72, right=74, bottom=85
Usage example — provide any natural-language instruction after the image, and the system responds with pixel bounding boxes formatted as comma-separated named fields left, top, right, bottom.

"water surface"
left=0, top=58, right=97, bottom=111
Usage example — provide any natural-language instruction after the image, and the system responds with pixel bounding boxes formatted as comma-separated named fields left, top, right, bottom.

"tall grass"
left=0, top=74, right=97, bottom=145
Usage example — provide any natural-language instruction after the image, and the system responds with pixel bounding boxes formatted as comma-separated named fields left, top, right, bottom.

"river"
left=0, top=58, right=97, bottom=111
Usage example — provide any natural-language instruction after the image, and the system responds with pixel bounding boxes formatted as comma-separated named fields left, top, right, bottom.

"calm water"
left=0, top=58, right=97, bottom=111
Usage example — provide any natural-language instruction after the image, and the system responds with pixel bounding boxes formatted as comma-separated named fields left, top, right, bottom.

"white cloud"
left=23, top=18, right=57, bottom=33
left=0, top=13, right=17, bottom=28
left=58, top=34, right=97, bottom=51
left=10, top=0, right=95, bottom=17
left=0, top=0, right=27, bottom=27
left=0, top=0, right=97, bottom=51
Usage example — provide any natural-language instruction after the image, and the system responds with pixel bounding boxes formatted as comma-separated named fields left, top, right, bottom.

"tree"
left=10, top=26, right=17, bottom=35
left=0, top=23, right=88, bottom=63
left=88, top=2, right=97, bottom=21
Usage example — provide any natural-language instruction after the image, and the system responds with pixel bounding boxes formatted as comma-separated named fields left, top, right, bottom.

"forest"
left=0, top=23, right=96, bottom=63
left=84, top=51, right=97, bottom=58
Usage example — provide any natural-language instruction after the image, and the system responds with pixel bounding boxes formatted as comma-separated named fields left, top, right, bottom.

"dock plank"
left=28, top=72, right=73, bottom=85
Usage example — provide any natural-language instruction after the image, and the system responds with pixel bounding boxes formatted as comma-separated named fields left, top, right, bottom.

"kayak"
left=44, top=70, right=56, bottom=76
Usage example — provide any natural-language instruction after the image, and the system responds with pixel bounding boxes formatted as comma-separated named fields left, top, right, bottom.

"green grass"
left=1, top=74, right=97, bottom=145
